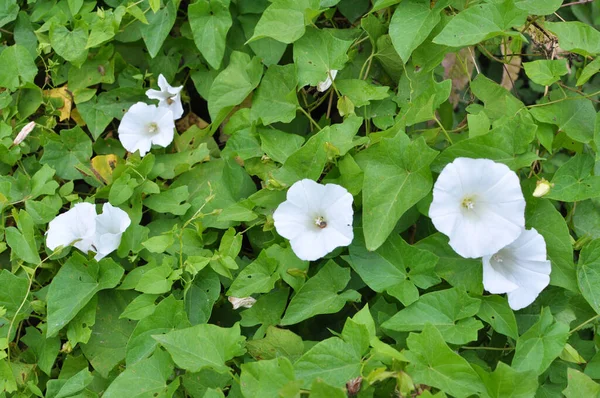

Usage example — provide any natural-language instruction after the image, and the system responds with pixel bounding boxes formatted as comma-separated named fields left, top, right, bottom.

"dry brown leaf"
left=442, top=47, right=475, bottom=107
left=500, top=41, right=522, bottom=91
left=44, top=85, right=72, bottom=121
left=175, top=111, right=209, bottom=132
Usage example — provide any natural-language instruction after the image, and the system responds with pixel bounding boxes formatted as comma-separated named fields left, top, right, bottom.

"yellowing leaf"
left=90, top=154, right=121, bottom=184
left=44, top=86, right=73, bottom=121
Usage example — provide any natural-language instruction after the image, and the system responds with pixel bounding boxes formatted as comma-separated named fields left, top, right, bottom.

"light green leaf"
left=389, top=0, right=444, bottom=62
left=563, top=368, right=600, bottom=398
left=227, top=250, right=280, bottom=297
left=49, top=21, right=89, bottom=67
left=396, top=68, right=451, bottom=126
left=511, top=308, right=569, bottom=375
left=545, top=21, right=600, bottom=57
left=310, top=379, right=346, bottom=397
left=239, top=14, right=287, bottom=66
left=77, top=96, right=113, bottom=140
left=382, top=288, right=482, bottom=344
left=477, top=295, right=518, bottom=340
left=546, top=153, right=600, bottom=201
left=577, top=57, right=600, bottom=86
left=240, top=288, right=289, bottom=338
left=523, top=59, right=569, bottom=86
left=477, top=362, right=538, bottom=398
left=0, top=270, right=30, bottom=340
left=139, top=0, right=177, bottom=58
left=0, top=44, right=37, bottom=91
left=280, top=261, right=360, bottom=326
left=250, top=0, right=320, bottom=44
left=515, top=0, right=562, bottom=15
left=184, top=268, right=221, bottom=325
left=5, top=210, right=41, bottom=265
left=0, top=0, right=18, bottom=29
left=293, top=27, right=353, bottom=87
left=336, top=79, right=389, bottom=107
left=240, top=357, right=296, bottom=398
left=39, top=126, right=93, bottom=180
left=246, top=326, right=304, bottom=363
left=144, top=186, right=191, bottom=215
left=251, top=64, right=299, bottom=125
left=208, top=52, right=263, bottom=124
left=294, top=337, right=361, bottom=389
left=188, top=0, right=232, bottom=69
left=404, top=325, right=485, bottom=398
left=577, top=239, right=600, bottom=315
left=154, top=323, right=246, bottom=373
left=45, top=368, right=93, bottom=398
left=46, top=254, right=124, bottom=337
left=358, top=133, right=438, bottom=251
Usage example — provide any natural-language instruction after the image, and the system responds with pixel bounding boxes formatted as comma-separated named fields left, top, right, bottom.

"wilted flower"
left=228, top=296, right=257, bottom=310
left=317, top=69, right=338, bottom=92
left=46, top=202, right=131, bottom=259
left=46, top=202, right=97, bottom=253
left=13, top=121, right=36, bottom=145
left=273, top=179, right=354, bottom=261
left=429, top=157, right=526, bottom=258
left=118, top=102, right=175, bottom=157
left=145, top=74, right=184, bottom=119
left=93, top=203, right=131, bottom=260
left=533, top=178, right=553, bottom=198
left=482, top=228, right=551, bottom=310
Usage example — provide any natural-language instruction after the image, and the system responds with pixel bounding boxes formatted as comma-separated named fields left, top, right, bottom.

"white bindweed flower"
left=46, top=203, right=97, bottom=253
left=13, top=121, right=36, bottom=145
left=533, top=178, right=553, bottom=198
left=145, top=74, right=184, bottom=119
left=482, top=228, right=551, bottom=310
left=228, top=296, right=257, bottom=310
left=93, top=203, right=131, bottom=261
left=317, top=70, right=338, bottom=92
left=429, top=157, right=526, bottom=258
left=273, top=179, right=353, bottom=261
left=118, top=102, right=175, bottom=157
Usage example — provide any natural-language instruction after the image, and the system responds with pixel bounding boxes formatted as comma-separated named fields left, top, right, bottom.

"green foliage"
left=2, top=0, right=600, bottom=396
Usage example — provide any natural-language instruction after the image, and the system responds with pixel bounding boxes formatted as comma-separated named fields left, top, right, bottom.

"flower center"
left=148, top=122, right=159, bottom=134
left=492, top=253, right=503, bottom=263
left=166, top=96, right=175, bottom=105
left=314, top=216, right=327, bottom=229
left=461, top=197, right=475, bottom=210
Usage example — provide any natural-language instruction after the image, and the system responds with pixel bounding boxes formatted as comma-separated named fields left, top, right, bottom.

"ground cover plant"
left=2, top=0, right=600, bottom=396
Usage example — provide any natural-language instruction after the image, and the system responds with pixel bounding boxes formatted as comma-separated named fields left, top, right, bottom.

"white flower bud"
left=13, top=121, right=36, bottom=145
left=228, top=296, right=257, bottom=310
left=533, top=178, right=553, bottom=198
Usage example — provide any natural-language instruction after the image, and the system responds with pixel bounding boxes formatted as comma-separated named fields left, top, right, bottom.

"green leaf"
left=577, top=57, right=600, bottom=86
left=280, top=261, right=360, bottom=326
left=139, top=0, right=177, bottom=58
left=46, top=254, right=124, bottom=337
left=246, top=326, right=304, bottom=363
left=81, top=290, right=138, bottom=377
left=477, top=362, right=538, bottom=398
left=404, top=325, right=485, bottom=398
left=250, top=0, right=320, bottom=44
left=154, top=323, right=246, bottom=373
left=144, top=186, right=191, bottom=215
left=120, top=294, right=158, bottom=321
left=511, top=308, right=569, bottom=375
left=347, top=231, right=439, bottom=305
left=523, top=59, right=569, bottom=86
left=0, top=270, right=30, bottom=340
left=389, top=0, right=444, bottom=62
left=188, top=0, right=232, bottom=69
left=239, top=14, right=287, bottom=66
left=545, top=154, right=600, bottom=201
left=545, top=21, right=600, bottom=57
left=227, top=250, right=280, bottom=297
left=184, top=268, right=221, bottom=325
left=293, top=27, right=353, bottom=88
left=45, top=368, right=93, bottom=398
left=0, top=44, right=37, bottom=91
left=149, top=144, right=210, bottom=180
left=576, top=239, right=600, bottom=315
left=103, top=349, right=176, bottom=398
left=515, top=0, right=562, bottom=15
left=294, top=337, right=361, bottom=389
left=0, top=0, right=18, bottom=29
left=86, top=9, right=121, bottom=48
left=382, top=288, right=482, bottom=344
left=563, top=368, right=600, bottom=398
left=49, top=21, right=89, bottom=67
left=240, top=288, right=289, bottom=338
left=240, top=357, right=296, bottom=397
left=5, top=210, right=41, bottom=265
left=477, top=295, right=519, bottom=340
left=251, top=64, right=299, bottom=125
left=529, top=94, right=596, bottom=143
left=525, top=197, right=577, bottom=292
left=433, top=1, right=528, bottom=47
left=77, top=97, right=113, bottom=140
left=208, top=51, right=263, bottom=124
left=40, top=126, right=93, bottom=180
left=310, top=379, right=346, bottom=397
left=135, top=263, right=174, bottom=293
left=336, top=79, right=389, bottom=107
left=126, top=295, right=191, bottom=365
left=21, top=326, right=60, bottom=375
left=358, top=133, right=438, bottom=251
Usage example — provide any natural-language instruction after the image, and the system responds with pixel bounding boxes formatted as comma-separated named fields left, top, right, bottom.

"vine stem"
left=570, top=314, right=600, bottom=335
left=297, top=107, right=321, bottom=131
left=527, top=89, right=600, bottom=108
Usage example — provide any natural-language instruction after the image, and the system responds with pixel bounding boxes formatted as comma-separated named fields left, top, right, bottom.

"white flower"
left=429, top=157, right=526, bottom=258
left=533, top=178, right=553, bottom=198
left=317, top=70, right=338, bottom=92
left=93, top=203, right=131, bottom=261
left=13, top=121, right=36, bottom=145
left=46, top=202, right=131, bottom=260
left=273, top=179, right=353, bottom=261
left=118, top=102, right=175, bottom=157
left=145, top=74, right=184, bottom=119
left=482, top=228, right=551, bottom=310
left=46, top=203, right=97, bottom=253
left=228, top=296, right=257, bottom=310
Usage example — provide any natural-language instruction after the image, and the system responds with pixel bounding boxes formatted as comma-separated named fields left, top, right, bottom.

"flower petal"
left=46, top=203, right=97, bottom=253
left=289, top=228, right=332, bottom=261
left=273, top=201, right=312, bottom=240
left=151, top=108, right=175, bottom=147
left=94, top=203, right=131, bottom=260
left=285, top=179, right=326, bottom=212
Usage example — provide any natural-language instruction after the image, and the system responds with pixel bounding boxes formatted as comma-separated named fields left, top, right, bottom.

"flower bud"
left=13, top=121, right=36, bottom=145
left=228, top=296, right=256, bottom=310
left=533, top=178, right=552, bottom=198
